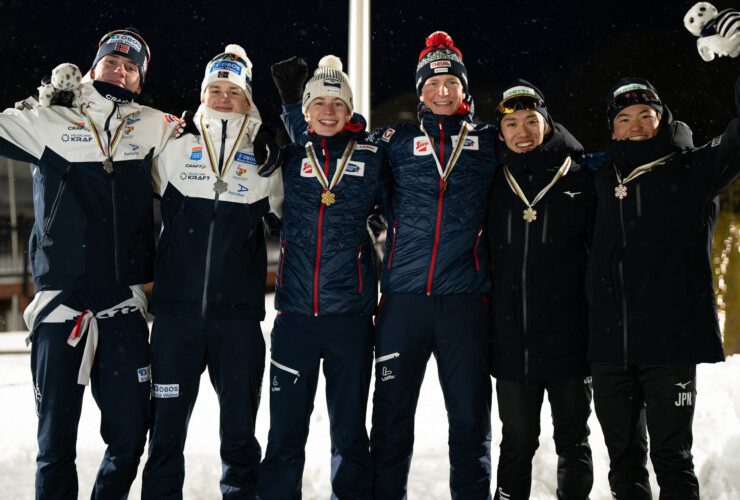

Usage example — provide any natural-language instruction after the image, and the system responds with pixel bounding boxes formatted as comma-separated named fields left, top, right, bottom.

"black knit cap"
left=415, top=31, right=468, bottom=95
left=92, top=27, right=151, bottom=83
left=606, top=77, right=663, bottom=129
left=495, top=79, right=551, bottom=129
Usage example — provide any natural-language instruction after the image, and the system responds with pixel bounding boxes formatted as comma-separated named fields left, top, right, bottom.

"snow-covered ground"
left=1, top=296, right=739, bottom=499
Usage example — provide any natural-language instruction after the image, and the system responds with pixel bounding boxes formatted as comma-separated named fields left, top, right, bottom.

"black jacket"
left=488, top=123, right=595, bottom=382
left=586, top=104, right=740, bottom=366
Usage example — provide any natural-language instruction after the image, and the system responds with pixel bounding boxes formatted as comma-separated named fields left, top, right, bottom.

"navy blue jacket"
left=586, top=102, right=740, bottom=365
left=488, top=123, right=594, bottom=382
left=378, top=102, right=497, bottom=295
left=275, top=113, right=387, bottom=316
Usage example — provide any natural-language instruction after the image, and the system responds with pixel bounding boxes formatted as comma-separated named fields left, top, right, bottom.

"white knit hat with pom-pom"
left=302, top=55, right=354, bottom=114
left=201, top=44, right=254, bottom=106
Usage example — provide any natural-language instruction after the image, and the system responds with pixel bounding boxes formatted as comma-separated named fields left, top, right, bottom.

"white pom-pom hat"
left=302, top=55, right=354, bottom=115
left=201, top=44, right=254, bottom=107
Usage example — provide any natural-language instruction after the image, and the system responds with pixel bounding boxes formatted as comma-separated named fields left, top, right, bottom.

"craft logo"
left=67, top=122, right=85, bottom=130
left=236, top=166, right=247, bottom=176
left=108, top=34, right=142, bottom=52
left=114, top=43, right=130, bottom=54
left=234, top=152, right=257, bottom=165
left=210, top=61, right=241, bottom=75
left=137, top=366, right=151, bottom=383
left=61, top=133, right=92, bottom=143
left=185, top=164, right=206, bottom=169
left=190, top=147, right=202, bottom=161
left=180, top=172, right=209, bottom=181
left=430, top=61, right=451, bottom=69
left=153, top=384, right=179, bottom=399
left=382, top=128, right=395, bottom=142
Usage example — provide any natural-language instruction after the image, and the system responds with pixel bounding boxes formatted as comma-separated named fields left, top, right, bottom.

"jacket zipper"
left=617, top=171, right=630, bottom=369
left=279, top=239, right=287, bottom=288
left=387, top=221, right=397, bottom=270
left=357, top=245, right=363, bottom=294
left=43, top=166, right=72, bottom=236
left=541, top=203, right=549, bottom=244
left=313, top=138, right=329, bottom=316
left=271, top=359, right=301, bottom=383
left=426, top=119, right=446, bottom=295
left=105, top=105, right=121, bottom=283
left=201, top=120, right=228, bottom=317
left=521, top=171, right=532, bottom=382
left=474, top=226, right=483, bottom=271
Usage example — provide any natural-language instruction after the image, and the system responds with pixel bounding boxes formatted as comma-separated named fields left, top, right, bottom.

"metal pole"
left=348, top=0, right=371, bottom=130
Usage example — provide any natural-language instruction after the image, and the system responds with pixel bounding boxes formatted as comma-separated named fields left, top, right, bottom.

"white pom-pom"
left=224, top=44, right=252, bottom=70
left=51, top=63, right=82, bottom=91
left=318, top=55, right=343, bottom=72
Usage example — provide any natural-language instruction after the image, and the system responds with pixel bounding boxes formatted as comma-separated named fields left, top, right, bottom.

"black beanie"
left=92, top=27, right=151, bottom=83
left=415, top=31, right=468, bottom=95
left=495, top=79, right=551, bottom=129
left=606, top=77, right=663, bottom=129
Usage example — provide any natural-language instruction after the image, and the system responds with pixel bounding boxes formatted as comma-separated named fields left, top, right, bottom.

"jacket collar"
left=195, top=103, right=261, bottom=142
left=305, top=112, right=368, bottom=147
left=498, top=122, right=584, bottom=175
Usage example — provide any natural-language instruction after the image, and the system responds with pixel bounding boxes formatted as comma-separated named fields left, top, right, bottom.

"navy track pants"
left=592, top=362, right=699, bottom=500
left=258, top=313, right=374, bottom=500
left=30, top=288, right=151, bottom=500
left=371, top=293, right=493, bottom=500
left=494, top=378, right=593, bottom=500
left=142, top=313, right=265, bottom=500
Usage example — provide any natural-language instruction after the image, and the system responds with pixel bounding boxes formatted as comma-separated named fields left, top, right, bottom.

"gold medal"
left=442, top=180, right=448, bottom=193
left=321, top=190, right=336, bottom=206
left=523, top=206, right=537, bottom=223
left=614, top=183, right=627, bottom=199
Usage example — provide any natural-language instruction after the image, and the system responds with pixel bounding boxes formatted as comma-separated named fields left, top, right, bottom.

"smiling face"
left=204, top=81, right=250, bottom=113
left=304, top=97, right=351, bottom=136
left=419, top=75, right=466, bottom=115
left=611, top=104, right=662, bottom=142
left=90, top=54, right=141, bottom=93
left=498, top=110, right=550, bottom=153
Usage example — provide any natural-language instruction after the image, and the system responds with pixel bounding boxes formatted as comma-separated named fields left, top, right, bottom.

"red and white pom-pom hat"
left=415, top=31, right=468, bottom=95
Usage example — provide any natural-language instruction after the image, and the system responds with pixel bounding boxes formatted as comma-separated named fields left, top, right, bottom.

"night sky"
left=1, top=0, right=738, bottom=152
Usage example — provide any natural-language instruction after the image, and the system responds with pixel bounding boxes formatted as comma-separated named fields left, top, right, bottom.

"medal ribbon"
left=420, top=121, right=472, bottom=184
left=304, top=139, right=357, bottom=191
left=80, top=105, right=126, bottom=160
left=614, top=152, right=676, bottom=186
left=200, top=114, right=250, bottom=179
left=503, top=156, right=572, bottom=209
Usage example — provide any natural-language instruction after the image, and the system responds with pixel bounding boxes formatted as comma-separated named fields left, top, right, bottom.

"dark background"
left=1, top=0, right=738, bottom=152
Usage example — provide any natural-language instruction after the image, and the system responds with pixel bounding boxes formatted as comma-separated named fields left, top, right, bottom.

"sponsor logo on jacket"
left=355, top=144, right=378, bottom=153
left=190, top=147, right=202, bottom=161
left=344, top=161, right=365, bottom=177
left=236, top=166, right=248, bottom=176
left=382, top=128, right=395, bottom=142
left=137, top=365, right=151, bottom=382
left=61, top=133, right=92, bottom=143
left=124, top=143, right=140, bottom=157
left=180, top=172, right=210, bottom=181
left=235, top=152, right=257, bottom=165
left=153, top=384, right=179, bottom=398
left=210, top=61, right=241, bottom=75
left=301, top=160, right=314, bottom=177
left=108, top=33, right=142, bottom=52
left=414, top=137, right=432, bottom=155
left=454, top=135, right=479, bottom=150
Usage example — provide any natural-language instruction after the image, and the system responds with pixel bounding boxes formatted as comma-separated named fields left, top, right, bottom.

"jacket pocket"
left=42, top=169, right=71, bottom=237
left=270, top=358, right=301, bottom=383
left=375, top=351, right=400, bottom=381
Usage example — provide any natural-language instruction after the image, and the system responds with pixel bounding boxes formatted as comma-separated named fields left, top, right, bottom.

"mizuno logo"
left=675, top=381, right=691, bottom=389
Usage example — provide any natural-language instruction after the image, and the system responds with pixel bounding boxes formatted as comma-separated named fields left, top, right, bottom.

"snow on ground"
left=1, top=296, right=740, bottom=499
